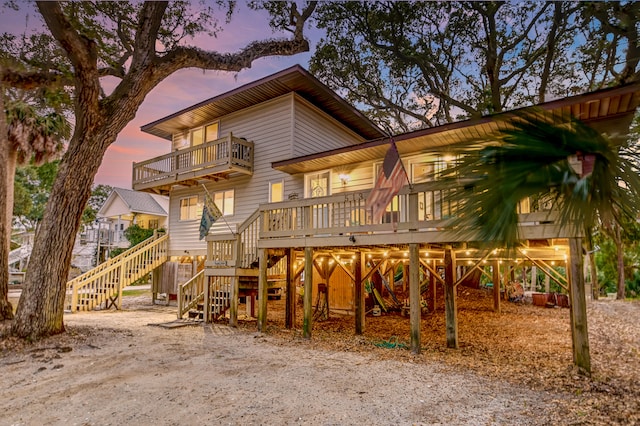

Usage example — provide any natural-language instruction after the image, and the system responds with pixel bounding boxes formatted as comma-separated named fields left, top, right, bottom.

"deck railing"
left=206, top=208, right=261, bottom=269
left=259, top=181, right=556, bottom=242
left=65, top=232, right=168, bottom=312
left=132, top=133, right=254, bottom=189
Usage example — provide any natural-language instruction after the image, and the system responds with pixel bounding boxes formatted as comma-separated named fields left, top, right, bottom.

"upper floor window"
left=180, top=196, right=200, bottom=221
left=179, top=121, right=219, bottom=150
left=213, top=190, right=234, bottom=216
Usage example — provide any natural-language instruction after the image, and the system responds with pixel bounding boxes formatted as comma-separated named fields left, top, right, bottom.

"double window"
left=179, top=189, right=235, bottom=222
left=189, top=122, right=219, bottom=147
left=179, top=196, right=200, bottom=221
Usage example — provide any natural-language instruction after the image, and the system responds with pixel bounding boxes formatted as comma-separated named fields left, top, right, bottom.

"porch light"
left=338, top=173, right=350, bottom=186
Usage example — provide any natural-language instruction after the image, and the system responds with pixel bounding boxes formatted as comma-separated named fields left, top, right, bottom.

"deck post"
left=430, top=259, right=436, bottom=311
left=229, top=276, right=238, bottom=327
left=303, top=247, right=313, bottom=339
left=203, top=275, right=211, bottom=323
left=444, top=246, right=458, bottom=349
left=229, top=234, right=241, bottom=327
left=355, top=251, right=364, bottom=335
left=492, top=259, right=501, bottom=313
left=257, top=248, right=268, bottom=332
left=569, top=237, right=591, bottom=375
left=285, top=248, right=296, bottom=329
left=409, top=243, right=421, bottom=354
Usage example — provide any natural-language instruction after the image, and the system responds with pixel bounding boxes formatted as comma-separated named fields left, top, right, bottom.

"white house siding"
left=100, top=196, right=131, bottom=218
left=168, top=95, right=298, bottom=255
left=292, top=94, right=366, bottom=158
left=166, top=93, right=377, bottom=255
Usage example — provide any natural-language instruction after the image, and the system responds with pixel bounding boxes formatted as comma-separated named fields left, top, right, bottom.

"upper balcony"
left=132, top=133, right=254, bottom=194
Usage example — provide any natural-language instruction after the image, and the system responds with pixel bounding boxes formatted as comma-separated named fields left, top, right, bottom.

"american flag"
left=367, top=139, right=408, bottom=223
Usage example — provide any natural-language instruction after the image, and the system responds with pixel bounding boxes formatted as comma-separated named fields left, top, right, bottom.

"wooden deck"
left=132, top=133, right=254, bottom=194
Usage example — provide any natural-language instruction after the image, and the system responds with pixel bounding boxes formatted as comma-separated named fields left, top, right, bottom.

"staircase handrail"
left=68, top=231, right=166, bottom=287
left=236, top=208, right=261, bottom=268
left=66, top=232, right=168, bottom=312
left=178, top=270, right=205, bottom=319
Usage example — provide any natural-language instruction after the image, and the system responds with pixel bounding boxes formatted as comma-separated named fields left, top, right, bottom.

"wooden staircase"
left=179, top=273, right=233, bottom=321
left=65, top=232, right=169, bottom=312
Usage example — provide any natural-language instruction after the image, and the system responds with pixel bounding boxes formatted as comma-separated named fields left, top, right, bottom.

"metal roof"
left=273, top=82, right=640, bottom=174
left=141, top=65, right=385, bottom=141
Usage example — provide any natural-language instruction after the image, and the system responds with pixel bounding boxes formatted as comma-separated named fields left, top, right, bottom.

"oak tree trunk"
left=0, top=87, right=14, bottom=320
left=11, top=109, right=112, bottom=338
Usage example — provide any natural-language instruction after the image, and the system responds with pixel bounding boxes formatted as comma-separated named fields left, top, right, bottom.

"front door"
left=305, top=171, right=331, bottom=229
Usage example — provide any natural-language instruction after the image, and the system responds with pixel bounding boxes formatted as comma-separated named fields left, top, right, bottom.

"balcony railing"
left=132, top=133, right=254, bottom=192
left=257, top=181, right=568, bottom=247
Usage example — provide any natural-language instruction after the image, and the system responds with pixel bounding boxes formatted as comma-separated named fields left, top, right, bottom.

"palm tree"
left=0, top=98, right=69, bottom=320
left=445, top=110, right=640, bottom=375
left=448, top=110, right=640, bottom=247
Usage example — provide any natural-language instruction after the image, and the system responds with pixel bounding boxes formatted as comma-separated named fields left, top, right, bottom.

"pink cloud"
left=0, top=3, right=324, bottom=188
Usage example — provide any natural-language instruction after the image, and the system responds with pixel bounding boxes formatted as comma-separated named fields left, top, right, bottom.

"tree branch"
left=154, top=37, right=310, bottom=78
left=36, top=2, right=98, bottom=76
left=0, top=67, right=71, bottom=90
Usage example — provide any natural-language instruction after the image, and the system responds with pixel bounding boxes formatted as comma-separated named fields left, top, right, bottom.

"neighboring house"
left=69, top=188, right=168, bottom=273
left=94, top=187, right=169, bottom=259
left=132, top=65, right=639, bottom=360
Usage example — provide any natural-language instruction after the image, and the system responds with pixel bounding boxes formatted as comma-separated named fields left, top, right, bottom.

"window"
left=148, top=219, right=159, bottom=229
left=190, top=127, right=204, bottom=147
left=269, top=181, right=284, bottom=203
left=213, top=190, right=234, bottom=216
left=205, top=123, right=219, bottom=142
left=305, top=171, right=330, bottom=198
left=180, top=196, right=200, bottom=221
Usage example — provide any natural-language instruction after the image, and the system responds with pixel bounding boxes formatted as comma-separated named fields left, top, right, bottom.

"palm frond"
left=444, top=109, right=640, bottom=249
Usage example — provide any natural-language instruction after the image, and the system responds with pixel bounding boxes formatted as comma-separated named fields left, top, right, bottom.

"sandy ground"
left=1, top=291, right=638, bottom=425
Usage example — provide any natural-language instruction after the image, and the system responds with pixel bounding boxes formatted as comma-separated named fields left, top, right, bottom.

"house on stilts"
left=66, top=65, right=640, bottom=372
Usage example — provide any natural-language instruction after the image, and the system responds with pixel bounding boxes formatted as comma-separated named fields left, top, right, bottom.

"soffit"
left=273, top=83, right=640, bottom=175
left=141, top=65, right=384, bottom=141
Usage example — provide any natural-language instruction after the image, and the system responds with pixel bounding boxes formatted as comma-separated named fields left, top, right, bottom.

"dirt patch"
left=1, top=291, right=638, bottom=425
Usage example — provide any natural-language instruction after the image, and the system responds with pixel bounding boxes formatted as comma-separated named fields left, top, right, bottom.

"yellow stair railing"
left=65, top=232, right=169, bottom=312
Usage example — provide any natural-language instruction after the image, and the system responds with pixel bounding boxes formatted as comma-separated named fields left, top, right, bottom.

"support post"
left=303, top=247, right=313, bottom=338
left=203, top=275, right=211, bottom=323
left=492, top=260, right=501, bottom=314
left=444, top=246, right=458, bottom=349
left=569, top=237, right=591, bottom=375
left=229, top=276, right=238, bottom=327
left=257, top=248, right=268, bottom=332
left=355, top=251, right=364, bottom=335
left=430, top=259, right=436, bottom=311
left=285, top=248, right=296, bottom=329
left=409, top=243, right=421, bottom=354
left=229, top=233, right=241, bottom=327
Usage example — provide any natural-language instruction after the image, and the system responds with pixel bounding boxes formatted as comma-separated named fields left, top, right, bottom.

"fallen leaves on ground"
left=235, top=288, right=640, bottom=425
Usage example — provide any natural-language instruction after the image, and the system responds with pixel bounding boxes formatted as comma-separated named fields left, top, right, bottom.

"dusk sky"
left=1, top=3, right=324, bottom=189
